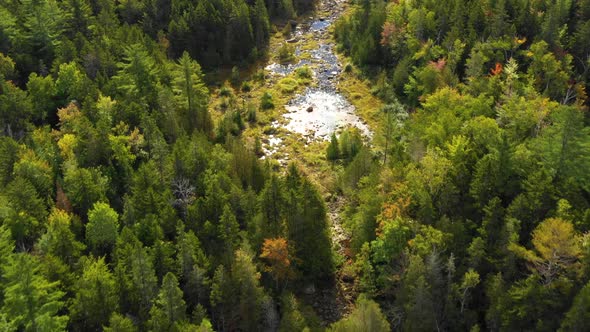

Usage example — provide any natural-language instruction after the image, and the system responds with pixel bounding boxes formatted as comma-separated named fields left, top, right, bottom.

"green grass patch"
left=241, top=81, right=252, bottom=92
left=299, top=34, right=320, bottom=51
left=278, top=77, right=299, bottom=94
left=277, top=43, right=296, bottom=64
left=337, top=67, right=384, bottom=139
left=296, top=66, right=313, bottom=79
left=260, top=92, right=275, bottom=110
left=219, top=85, right=233, bottom=97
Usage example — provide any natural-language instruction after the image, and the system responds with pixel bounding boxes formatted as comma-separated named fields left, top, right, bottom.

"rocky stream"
left=261, top=0, right=371, bottom=324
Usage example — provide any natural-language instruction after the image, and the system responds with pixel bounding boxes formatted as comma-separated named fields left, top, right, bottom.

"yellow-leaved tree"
left=510, top=218, right=582, bottom=284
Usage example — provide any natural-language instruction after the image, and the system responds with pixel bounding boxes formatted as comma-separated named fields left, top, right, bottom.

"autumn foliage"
left=490, top=62, right=503, bottom=76
left=429, top=58, right=447, bottom=72
left=510, top=218, right=582, bottom=284
left=260, top=237, right=294, bottom=288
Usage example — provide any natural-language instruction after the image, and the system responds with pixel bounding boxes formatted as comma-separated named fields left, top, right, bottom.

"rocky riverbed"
left=264, top=0, right=371, bottom=143
left=261, top=0, right=364, bottom=325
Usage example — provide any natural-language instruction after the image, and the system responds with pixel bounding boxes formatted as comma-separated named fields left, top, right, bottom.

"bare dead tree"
left=171, top=177, right=196, bottom=220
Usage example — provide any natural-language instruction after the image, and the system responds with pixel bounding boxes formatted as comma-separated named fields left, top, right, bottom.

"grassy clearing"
left=295, top=66, right=313, bottom=80
left=276, top=43, right=296, bottom=64
left=336, top=63, right=384, bottom=142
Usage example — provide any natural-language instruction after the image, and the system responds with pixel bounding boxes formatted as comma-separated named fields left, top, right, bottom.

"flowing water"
left=261, top=0, right=362, bottom=323
left=264, top=1, right=371, bottom=144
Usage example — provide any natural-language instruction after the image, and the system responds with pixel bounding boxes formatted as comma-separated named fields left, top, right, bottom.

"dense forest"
left=0, top=0, right=589, bottom=330
left=333, top=0, right=590, bottom=330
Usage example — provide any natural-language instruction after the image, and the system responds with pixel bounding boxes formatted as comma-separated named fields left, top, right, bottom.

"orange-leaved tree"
left=260, top=237, right=295, bottom=290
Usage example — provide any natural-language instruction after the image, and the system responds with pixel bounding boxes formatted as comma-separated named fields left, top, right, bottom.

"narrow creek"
left=263, top=0, right=371, bottom=154
left=261, top=0, right=366, bottom=324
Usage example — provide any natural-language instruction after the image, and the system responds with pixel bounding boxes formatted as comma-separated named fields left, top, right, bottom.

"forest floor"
left=208, top=0, right=383, bottom=325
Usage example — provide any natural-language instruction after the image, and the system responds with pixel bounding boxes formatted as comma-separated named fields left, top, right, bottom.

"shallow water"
left=260, top=134, right=284, bottom=158
left=264, top=59, right=311, bottom=76
left=263, top=3, right=371, bottom=156
left=310, top=19, right=331, bottom=31
left=284, top=89, right=371, bottom=139
left=310, top=43, right=341, bottom=90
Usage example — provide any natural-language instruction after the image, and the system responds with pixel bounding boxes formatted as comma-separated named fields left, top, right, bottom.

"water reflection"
left=284, top=89, right=371, bottom=140
left=263, top=12, right=372, bottom=159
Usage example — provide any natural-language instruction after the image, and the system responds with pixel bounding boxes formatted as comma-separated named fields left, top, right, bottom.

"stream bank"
left=209, top=0, right=379, bottom=325
left=262, top=0, right=366, bottom=324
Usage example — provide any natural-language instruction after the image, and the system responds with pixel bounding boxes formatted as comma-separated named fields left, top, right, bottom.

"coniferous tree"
left=70, top=257, right=118, bottom=331
left=37, top=208, right=85, bottom=266
left=258, top=174, right=285, bottom=239
left=104, top=313, right=138, bottom=332
left=130, top=244, right=158, bottom=323
left=330, top=294, right=390, bottom=332
left=284, top=164, right=334, bottom=282
left=1, top=253, right=68, bottom=331
left=171, top=52, right=211, bottom=135
left=326, top=133, right=340, bottom=161
left=147, top=273, right=187, bottom=331
left=113, top=44, right=160, bottom=111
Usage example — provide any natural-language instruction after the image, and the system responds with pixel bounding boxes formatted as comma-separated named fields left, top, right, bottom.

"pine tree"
left=37, top=208, right=85, bottom=266
left=70, top=257, right=118, bottom=331
left=113, top=44, right=160, bottom=109
left=3, top=176, right=47, bottom=247
left=130, top=245, right=158, bottom=322
left=0, top=137, right=19, bottom=187
left=55, top=61, right=93, bottom=105
left=284, top=164, right=334, bottom=282
left=0, top=225, right=14, bottom=298
left=326, top=133, right=340, bottom=161
left=218, top=204, right=241, bottom=255
left=232, top=247, right=266, bottom=331
left=123, top=161, right=176, bottom=237
left=147, top=273, right=187, bottom=331
left=104, top=313, right=137, bottom=332
left=278, top=293, right=308, bottom=331
left=17, top=0, right=64, bottom=74
left=1, top=253, right=68, bottom=331
left=251, top=0, right=270, bottom=50
left=175, top=227, right=209, bottom=309
left=171, top=52, right=211, bottom=135
left=211, top=247, right=266, bottom=331
left=26, top=73, right=56, bottom=123
left=63, top=165, right=108, bottom=216
left=258, top=174, right=285, bottom=238
left=561, top=281, right=590, bottom=331
left=0, top=81, right=32, bottom=137
left=330, top=294, right=390, bottom=332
